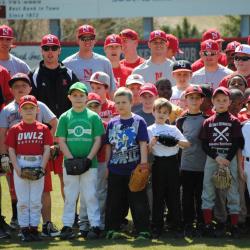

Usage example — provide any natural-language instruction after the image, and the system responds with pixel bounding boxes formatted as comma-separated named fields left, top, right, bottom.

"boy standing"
left=56, top=82, right=104, bottom=240
left=148, top=98, right=190, bottom=238
left=5, top=95, right=52, bottom=242
left=176, top=86, right=207, bottom=236
left=200, top=87, right=243, bottom=238
left=105, top=87, right=150, bottom=240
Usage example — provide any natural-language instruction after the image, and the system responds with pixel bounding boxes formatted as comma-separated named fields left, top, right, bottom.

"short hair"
left=244, top=88, right=250, bottom=99
left=228, top=74, right=247, bottom=87
left=200, top=84, right=213, bottom=98
left=153, top=97, right=172, bottom=113
left=114, top=87, right=133, bottom=102
left=229, top=89, right=244, bottom=101
left=155, top=78, right=172, bottom=89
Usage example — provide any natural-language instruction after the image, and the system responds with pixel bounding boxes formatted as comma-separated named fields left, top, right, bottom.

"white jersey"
left=132, top=57, right=175, bottom=84
left=147, top=123, right=186, bottom=157
left=0, top=54, right=30, bottom=76
left=242, top=121, right=250, bottom=157
left=190, top=64, right=233, bottom=89
left=63, top=52, right=116, bottom=91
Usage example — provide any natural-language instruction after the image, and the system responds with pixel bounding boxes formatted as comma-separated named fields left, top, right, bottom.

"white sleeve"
left=147, top=126, right=153, bottom=141
left=173, top=126, right=187, bottom=141
left=38, top=102, right=57, bottom=123
left=0, top=109, right=8, bottom=128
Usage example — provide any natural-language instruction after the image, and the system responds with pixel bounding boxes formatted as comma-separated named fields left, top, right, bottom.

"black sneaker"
left=151, top=227, right=162, bottom=239
left=184, top=224, right=194, bottom=238
left=0, top=216, right=12, bottom=233
left=214, top=222, right=226, bottom=238
left=203, top=224, right=215, bottom=238
left=9, top=218, right=19, bottom=230
left=86, top=226, right=101, bottom=239
left=231, top=225, right=240, bottom=239
left=41, top=221, right=60, bottom=237
left=78, top=230, right=89, bottom=238
left=29, top=227, right=42, bottom=241
left=135, top=231, right=151, bottom=240
left=60, top=226, right=75, bottom=240
left=173, top=227, right=184, bottom=238
left=20, top=228, right=32, bottom=242
left=0, top=227, right=10, bottom=239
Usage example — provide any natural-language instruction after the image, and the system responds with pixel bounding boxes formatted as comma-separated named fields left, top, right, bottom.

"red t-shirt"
left=191, top=53, right=227, bottom=72
left=113, top=64, right=132, bottom=87
left=219, top=73, right=250, bottom=88
left=120, top=56, right=145, bottom=70
left=100, top=99, right=117, bottom=120
left=0, top=65, right=13, bottom=107
left=5, top=121, right=53, bottom=155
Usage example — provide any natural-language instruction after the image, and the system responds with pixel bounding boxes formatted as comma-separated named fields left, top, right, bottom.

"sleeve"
left=39, top=102, right=57, bottom=123
left=147, top=127, right=153, bottom=141
left=29, top=71, right=38, bottom=97
left=173, top=126, right=186, bottom=141
left=21, top=61, right=31, bottom=74
left=1, top=68, right=13, bottom=104
left=55, top=114, right=68, bottom=138
left=199, top=120, right=208, bottom=140
left=136, top=118, right=149, bottom=142
left=92, top=114, right=105, bottom=138
left=0, top=108, right=9, bottom=128
left=0, top=87, right=4, bottom=108
left=176, top=117, right=185, bottom=133
left=5, top=127, right=16, bottom=148
left=43, top=126, right=53, bottom=146
left=71, top=72, right=79, bottom=83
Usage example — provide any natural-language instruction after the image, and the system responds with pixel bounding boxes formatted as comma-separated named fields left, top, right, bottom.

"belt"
left=213, top=148, right=229, bottom=154
left=17, top=155, right=42, bottom=162
left=246, top=157, right=250, bottom=162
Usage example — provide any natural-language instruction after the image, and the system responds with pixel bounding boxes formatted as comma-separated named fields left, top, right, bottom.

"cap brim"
left=178, top=48, right=184, bottom=54
left=41, top=43, right=60, bottom=47
left=87, top=100, right=101, bottom=105
left=88, top=80, right=109, bottom=87
left=149, top=37, right=167, bottom=42
left=216, top=38, right=224, bottom=42
left=104, top=42, right=122, bottom=47
left=213, top=90, right=230, bottom=97
left=20, top=102, right=38, bottom=108
left=185, top=91, right=205, bottom=97
left=139, top=90, right=156, bottom=96
left=126, top=80, right=144, bottom=86
left=9, top=77, right=31, bottom=87
left=172, top=69, right=192, bottom=73
left=0, top=35, right=14, bottom=39
left=69, top=88, right=88, bottom=95
left=78, top=33, right=96, bottom=38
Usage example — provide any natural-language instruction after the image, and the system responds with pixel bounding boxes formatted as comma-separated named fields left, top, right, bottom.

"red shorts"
left=48, top=153, right=63, bottom=175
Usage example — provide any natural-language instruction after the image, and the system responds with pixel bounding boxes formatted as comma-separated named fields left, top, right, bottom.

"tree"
left=220, top=15, right=241, bottom=37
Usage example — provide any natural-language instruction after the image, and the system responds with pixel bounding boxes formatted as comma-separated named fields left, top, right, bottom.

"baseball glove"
left=0, top=154, right=11, bottom=174
left=21, top=167, right=45, bottom=181
left=129, top=163, right=150, bottom=192
left=158, top=134, right=178, bottom=147
left=212, top=166, right=232, bottom=190
left=64, top=158, right=91, bottom=175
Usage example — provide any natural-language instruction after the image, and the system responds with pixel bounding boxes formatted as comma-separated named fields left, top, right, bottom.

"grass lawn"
left=1, top=175, right=250, bottom=250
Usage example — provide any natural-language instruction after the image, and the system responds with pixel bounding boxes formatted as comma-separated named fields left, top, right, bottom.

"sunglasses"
left=201, top=51, right=218, bottom=56
left=79, top=36, right=95, bottom=42
left=42, top=45, right=59, bottom=51
left=234, top=56, right=250, bottom=61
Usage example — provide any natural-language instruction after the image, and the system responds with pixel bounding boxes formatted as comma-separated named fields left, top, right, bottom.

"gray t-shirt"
left=190, top=65, right=233, bottom=89
left=0, top=54, right=31, bottom=76
left=63, top=52, right=116, bottom=91
left=135, top=108, right=155, bottom=126
left=176, top=113, right=207, bottom=172
left=0, top=100, right=56, bottom=128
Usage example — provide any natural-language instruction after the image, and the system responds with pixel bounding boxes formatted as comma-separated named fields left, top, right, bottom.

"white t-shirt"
left=132, top=57, right=175, bottom=85
left=190, top=65, right=233, bottom=89
left=147, top=123, right=186, bottom=157
left=242, top=121, right=250, bottom=157
left=63, top=52, right=116, bottom=91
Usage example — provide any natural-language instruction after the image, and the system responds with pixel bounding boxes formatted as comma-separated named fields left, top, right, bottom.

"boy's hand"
left=15, top=167, right=21, bottom=177
left=150, top=137, right=158, bottom=147
left=239, top=170, right=246, bottom=182
left=215, top=156, right=230, bottom=167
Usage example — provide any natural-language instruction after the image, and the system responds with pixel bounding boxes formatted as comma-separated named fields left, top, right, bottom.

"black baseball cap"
left=172, top=60, right=192, bottom=73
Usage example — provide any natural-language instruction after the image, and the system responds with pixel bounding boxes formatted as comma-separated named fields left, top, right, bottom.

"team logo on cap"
left=154, top=31, right=161, bottom=37
left=110, top=35, right=117, bottom=43
left=83, top=25, right=90, bottom=32
left=2, top=28, right=9, bottom=36
left=211, top=31, right=219, bottom=40
left=47, top=35, right=54, bottom=43
left=238, top=45, right=244, bottom=52
left=94, top=73, right=99, bottom=80
left=177, top=61, right=186, bottom=68
left=205, top=41, right=213, bottom=49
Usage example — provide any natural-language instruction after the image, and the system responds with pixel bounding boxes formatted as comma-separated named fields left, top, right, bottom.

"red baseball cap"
left=202, top=29, right=224, bottom=42
left=77, top=25, right=96, bottom=38
left=166, top=34, right=183, bottom=54
left=19, top=95, right=38, bottom=109
left=139, top=83, right=158, bottom=97
left=119, top=29, right=139, bottom=40
left=201, top=39, right=219, bottom=52
left=87, top=92, right=101, bottom=105
left=0, top=25, right=14, bottom=39
left=149, top=30, right=168, bottom=42
left=212, top=87, right=230, bottom=98
left=104, top=34, right=122, bottom=47
left=41, top=34, right=60, bottom=47
left=184, top=85, right=205, bottom=97
left=225, top=41, right=241, bottom=53
left=9, top=73, right=31, bottom=87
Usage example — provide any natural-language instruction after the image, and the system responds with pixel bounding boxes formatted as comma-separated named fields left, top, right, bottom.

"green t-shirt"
left=56, top=107, right=104, bottom=168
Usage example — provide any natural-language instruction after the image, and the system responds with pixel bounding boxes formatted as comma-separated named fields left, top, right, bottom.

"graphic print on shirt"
left=155, top=72, right=163, bottom=81
left=17, top=131, right=43, bottom=145
left=83, top=69, right=93, bottom=82
left=209, top=122, right=231, bottom=147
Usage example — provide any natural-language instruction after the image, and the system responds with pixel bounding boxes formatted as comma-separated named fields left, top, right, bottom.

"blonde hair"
left=114, top=87, right=133, bottom=102
left=153, top=97, right=172, bottom=113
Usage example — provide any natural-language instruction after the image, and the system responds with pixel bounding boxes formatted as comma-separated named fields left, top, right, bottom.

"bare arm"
left=48, top=118, right=58, bottom=139
left=105, top=144, right=112, bottom=163
left=178, top=140, right=191, bottom=149
left=0, top=128, right=8, bottom=154
left=8, top=147, right=21, bottom=176
left=139, top=141, right=148, bottom=164
left=58, top=137, right=73, bottom=159
left=87, top=136, right=101, bottom=160
left=41, top=145, right=51, bottom=170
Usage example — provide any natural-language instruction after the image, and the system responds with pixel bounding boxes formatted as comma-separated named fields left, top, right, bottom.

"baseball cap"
left=233, top=44, right=250, bottom=55
left=119, top=29, right=139, bottom=40
left=19, top=95, right=38, bottom=109
left=202, top=29, right=224, bottom=42
left=88, top=72, right=110, bottom=87
left=212, top=87, right=230, bottom=98
left=139, top=83, right=158, bottom=97
left=77, top=24, right=96, bottom=38
left=104, top=34, right=122, bottom=47
left=126, top=74, right=145, bottom=86
left=87, top=92, right=101, bottom=105
left=172, top=60, right=192, bottom=73
left=166, top=34, right=183, bottom=54
left=149, top=30, right=168, bottom=42
left=184, top=85, right=205, bottom=97
left=68, top=82, right=88, bottom=95
left=225, top=41, right=241, bottom=53
left=41, top=34, right=60, bottom=47
left=9, top=73, right=31, bottom=87
left=200, top=39, right=219, bottom=52
left=0, top=25, right=14, bottom=39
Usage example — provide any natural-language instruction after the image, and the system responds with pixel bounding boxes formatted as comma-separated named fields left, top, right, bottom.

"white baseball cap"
left=126, top=74, right=145, bottom=86
left=234, top=44, right=250, bottom=55
left=88, top=71, right=110, bottom=87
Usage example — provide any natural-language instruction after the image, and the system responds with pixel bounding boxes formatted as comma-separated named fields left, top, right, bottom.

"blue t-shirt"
left=105, top=114, right=149, bottom=175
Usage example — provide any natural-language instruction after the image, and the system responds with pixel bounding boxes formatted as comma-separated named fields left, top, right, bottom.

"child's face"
left=200, top=97, right=213, bottom=112
left=90, top=82, right=107, bottom=99
left=229, top=97, right=244, bottom=115
left=153, top=107, right=170, bottom=124
left=228, top=76, right=246, bottom=93
left=68, top=90, right=87, bottom=109
left=140, top=93, right=156, bottom=110
left=212, top=93, right=231, bottom=113
left=87, top=102, right=101, bottom=114
left=11, top=80, right=32, bottom=100
left=157, top=82, right=172, bottom=100
left=20, top=104, right=38, bottom=122
left=172, top=71, right=192, bottom=87
left=127, top=83, right=141, bottom=99
left=104, top=44, right=122, bottom=62
left=185, top=93, right=203, bottom=111
left=114, top=95, right=132, bottom=116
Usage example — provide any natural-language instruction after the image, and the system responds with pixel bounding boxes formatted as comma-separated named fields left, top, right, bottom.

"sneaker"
left=203, top=224, right=215, bottom=237
left=231, top=225, right=240, bottom=239
left=86, top=226, right=101, bottom=239
left=173, top=227, right=184, bottom=238
left=151, top=227, right=162, bottom=239
left=20, top=228, right=32, bottom=242
left=41, top=221, right=60, bottom=237
left=78, top=230, right=89, bottom=238
left=29, top=227, right=42, bottom=241
left=184, top=224, right=194, bottom=238
left=135, top=231, right=151, bottom=240
left=60, top=226, right=75, bottom=240
left=0, top=216, right=13, bottom=233
left=106, top=230, right=124, bottom=240
left=9, top=218, right=19, bottom=230
left=0, top=227, right=10, bottom=239
left=214, top=222, right=226, bottom=238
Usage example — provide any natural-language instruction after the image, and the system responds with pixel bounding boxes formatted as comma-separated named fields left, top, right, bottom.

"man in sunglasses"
left=63, top=24, right=116, bottom=95
left=29, top=34, right=79, bottom=237
left=191, top=39, right=233, bottom=89
left=219, top=44, right=250, bottom=89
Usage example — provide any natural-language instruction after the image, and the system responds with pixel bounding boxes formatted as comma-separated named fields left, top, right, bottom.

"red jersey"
left=191, top=53, right=227, bottom=72
left=100, top=99, right=117, bottom=120
left=219, top=73, right=250, bottom=88
left=5, top=121, right=53, bottom=155
left=238, top=111, right=250, bottom=122
left=120, top=56, right=145, bottom=70
left=113, top=64, right=132, bottom=87
left=0, top=65, right=13, bottom=108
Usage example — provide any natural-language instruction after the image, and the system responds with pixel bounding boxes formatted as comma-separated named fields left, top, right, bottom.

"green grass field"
left=1, top=175, right=250, bottom=250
